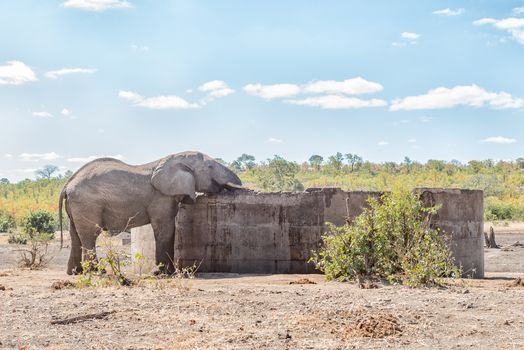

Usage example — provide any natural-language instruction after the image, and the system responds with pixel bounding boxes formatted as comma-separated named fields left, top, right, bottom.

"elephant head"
left=150, top=151, right=242, bottom=203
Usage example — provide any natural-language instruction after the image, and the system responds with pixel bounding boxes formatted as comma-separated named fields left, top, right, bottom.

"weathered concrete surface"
left=419, top=188, right=484, bottom=278
left=131, top=188, right=484, bottom=277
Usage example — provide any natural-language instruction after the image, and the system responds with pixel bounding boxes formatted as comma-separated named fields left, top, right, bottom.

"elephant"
left=58, top=151, right=243, bottom=275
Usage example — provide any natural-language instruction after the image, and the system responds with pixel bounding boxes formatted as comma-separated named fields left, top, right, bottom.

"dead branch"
left=50, top=311, right=115, bottom=325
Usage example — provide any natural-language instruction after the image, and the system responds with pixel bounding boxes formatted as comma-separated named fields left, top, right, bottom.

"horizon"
left=1, top=0, right=524, bottom=181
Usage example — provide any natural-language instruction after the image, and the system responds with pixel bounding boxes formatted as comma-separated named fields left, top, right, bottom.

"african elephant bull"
left=58, top=151, right=242, bottom=275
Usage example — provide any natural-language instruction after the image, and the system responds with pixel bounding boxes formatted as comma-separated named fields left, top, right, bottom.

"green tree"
left=327, top=152, right=344, bottom=171
left=256, top=155, right=304, bottom=192
left=0, top=178, right=9, bottom=185
left=383, top=162, right=398, bottom=174
left=468, top=160, right=483, bottom=174
left=235, top=154, right=256, bottom=170
left=308, top=155, right=324, bottom=171
left=35, top=165, right=59, bottom=179
left=426, top=160, right=445, bottom=172
left=21, top=210, right=56, bottom=239
left=345, top=153, right=363, bottom=172
left=403, top=156, right=413, bottom=173
left=0, top=210, right=16, bottom=233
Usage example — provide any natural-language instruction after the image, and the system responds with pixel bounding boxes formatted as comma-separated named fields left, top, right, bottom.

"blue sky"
left=1, top=0, right=523, bottom=181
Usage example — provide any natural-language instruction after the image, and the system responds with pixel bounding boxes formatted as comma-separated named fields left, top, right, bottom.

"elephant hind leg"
left=66, top=220, right=82, bottom=275
left=75, top=221, right=103, bottom=273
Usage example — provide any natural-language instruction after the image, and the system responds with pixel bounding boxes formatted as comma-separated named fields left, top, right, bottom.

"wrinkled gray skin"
left=59, top=151, right=242, bottom=275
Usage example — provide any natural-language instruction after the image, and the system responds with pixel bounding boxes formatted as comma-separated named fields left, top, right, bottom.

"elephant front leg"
left=151, top=218, right=177, bottom=275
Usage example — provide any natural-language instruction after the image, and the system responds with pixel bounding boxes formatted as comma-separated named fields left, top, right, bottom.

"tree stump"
left=485, top=226, right=499, bottom=248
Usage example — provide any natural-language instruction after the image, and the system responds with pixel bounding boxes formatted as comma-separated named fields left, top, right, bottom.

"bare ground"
left=0, top=224, right=523, bottom=350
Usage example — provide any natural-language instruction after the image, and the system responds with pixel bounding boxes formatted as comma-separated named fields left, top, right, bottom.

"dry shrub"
left=289, top=278, right=316, bottom=285
left=507, top=277, right=524, bottom=288
left=51, top=280, right=75, bottom=290
left=15, top=233, right=54, bottom=269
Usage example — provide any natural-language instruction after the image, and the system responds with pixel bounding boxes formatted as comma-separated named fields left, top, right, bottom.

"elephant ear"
left=151, top=158, right=196, bottom=203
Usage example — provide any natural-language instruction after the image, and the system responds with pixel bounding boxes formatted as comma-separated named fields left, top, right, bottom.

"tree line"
left=1, top=154, right=523, bottom=222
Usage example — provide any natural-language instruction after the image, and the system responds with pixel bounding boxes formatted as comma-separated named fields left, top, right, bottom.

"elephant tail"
left=58, top=187, right=66, bottom=249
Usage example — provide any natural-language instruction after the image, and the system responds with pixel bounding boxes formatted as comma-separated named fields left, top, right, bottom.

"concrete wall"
left=419, top=188, right=484, bottom=278
left=131, top=188, right=484, bottom=277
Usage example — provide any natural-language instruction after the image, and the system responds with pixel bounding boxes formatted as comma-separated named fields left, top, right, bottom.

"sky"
left=1, top=0, right=523, bottom=182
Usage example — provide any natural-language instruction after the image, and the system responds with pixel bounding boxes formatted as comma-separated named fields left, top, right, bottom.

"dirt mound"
left=348, top=312, right=402, bottom=338
left=51, top=280, right=75, bottom=290
left=507, top=277, right=524, bottom=288
left=289, top=278, right=316, bottom=285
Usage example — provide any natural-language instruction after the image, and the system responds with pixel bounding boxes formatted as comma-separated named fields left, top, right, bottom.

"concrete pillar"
left=130, top=224, right=156, bottom=272
left=418, top=188, right=484, bottom=278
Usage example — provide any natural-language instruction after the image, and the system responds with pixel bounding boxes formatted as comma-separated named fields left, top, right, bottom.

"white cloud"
left=514, top=6, right=524, bottom=15
left=391, top=42, right=407, bottom=47
left=67, top=154, right=124, bottom=163
left=419, top=116, right=432, bottom=123
left=303, top=77, right=383, bottom=95
left=244, top=83, right=301, bottom=99
left=20, top=152, right=61, bottom=162
left=32, top=111, right=54, bottom=118
left=0, top=61, right=37, bottom=85
left=378, top=141, right=389, bottom=146
left=401, top=32, right=420, bottom=41
left=61, top=108, right=72, bottom=116
left=266, top=137, right=283, bottom=144
left=244, top=77, right=383, bottom=101
left=390, top=85, right=524, bottom=111
left=5, top=154, right=13, bottom=158
left=62, top=0, right=132, bottom=11
left=393, top=32, right=420, bottom=47
left=131, top=44, right=149, bottom=52
left=44, top=68, right=97, bottom=79
left=433, top=8, right=464, bottom=17
left=474, top=17, right=524, bottom=45
left=481, top=136, right=517, bottom=144
left=198, top=80, right=235, bottom=97
left=474, top=17, right=524, bottom=30
left=285, top=95, right=387, bottom=109
left=408, top=138, right=417, bottom=143
left=118, top=90, right=200, bottom=109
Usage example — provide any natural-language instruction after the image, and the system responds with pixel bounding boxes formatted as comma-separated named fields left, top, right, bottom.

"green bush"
left=8, top=232, right=27, bottom=244
left=0, top=210, right=16, bottom=233
left=485, top=201, right=524, bottom=221
left=256, top=155, right=304, bottom=192
left=310, top=189, right=461, bottom=287
left=21, top=210, right=56, bottom=240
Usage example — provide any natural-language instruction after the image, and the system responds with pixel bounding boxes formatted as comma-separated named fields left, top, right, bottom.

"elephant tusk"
left=224, top=182, right=244, bottom=190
